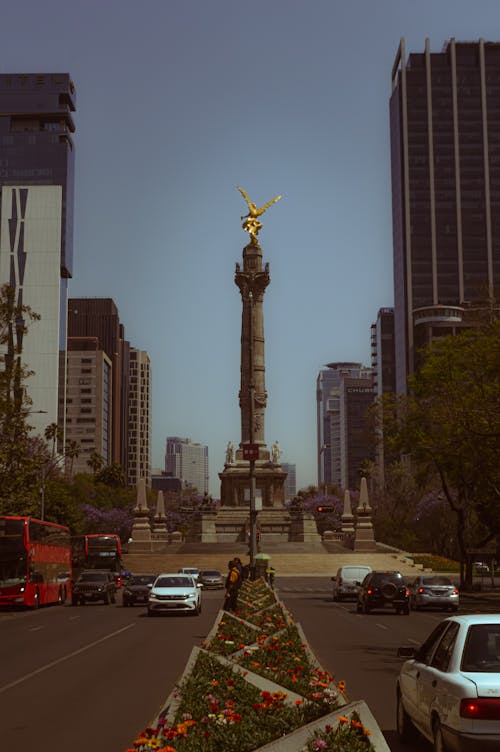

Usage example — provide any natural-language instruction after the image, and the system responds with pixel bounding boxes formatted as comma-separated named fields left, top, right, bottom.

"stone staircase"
left=122, top=549, right=424, bottom=576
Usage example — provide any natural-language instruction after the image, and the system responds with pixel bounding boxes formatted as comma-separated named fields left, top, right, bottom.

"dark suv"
left=72, top=570, right=117, bottom=605
left=356, top=571, right=410, bottom=615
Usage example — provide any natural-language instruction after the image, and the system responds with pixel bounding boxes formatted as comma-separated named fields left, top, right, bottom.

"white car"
left=331, top=564, right=372, bottom=601
left=147, top=573, right=201, bottom=616
left=178, top=567, right=200, bottom=581
left=397, top=613, right=500, bottom=750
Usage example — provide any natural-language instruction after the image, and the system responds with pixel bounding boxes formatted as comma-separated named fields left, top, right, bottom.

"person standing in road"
left=224, top=559, right=241, bottom=612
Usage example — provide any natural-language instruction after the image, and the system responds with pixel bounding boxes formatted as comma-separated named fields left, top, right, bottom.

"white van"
left=331, top=565, right=372, bottom=601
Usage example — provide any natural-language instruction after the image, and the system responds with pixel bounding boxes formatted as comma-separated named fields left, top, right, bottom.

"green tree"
left=378, top=320, right=500, bottom=586
left=0, top=284, right=42, bottom=512
left=87, top=451, right=105, bottom=475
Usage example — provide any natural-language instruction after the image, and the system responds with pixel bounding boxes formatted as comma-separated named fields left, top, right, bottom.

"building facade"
left=0, top=73, right=76, bottom=440
left=67, top=298, right=130, bottom=469
left=339, top=377, right=375, bottom=490
left=64, top=337, right=112, bottom=475
left=316, top=362, right=372, bottom=488
left=127, top=349, right=151, bottom=488
left=165, top=437, right=209, bottom=494
left=390, top=39, right=500, bottom=393
left=371, top=308, right=396, bottom=398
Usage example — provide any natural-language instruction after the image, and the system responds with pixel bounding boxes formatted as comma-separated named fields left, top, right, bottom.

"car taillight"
left=405, top=588, right=410, bottom=597
left=418, top=587, right=425, bottom=594
left=460, top=698, right=500, bottom=719
left=367, top=589, right=373, bottom=595
left=454, top=588, right=459, bottom=595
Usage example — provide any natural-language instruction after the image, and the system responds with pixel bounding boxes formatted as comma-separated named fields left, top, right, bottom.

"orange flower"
left=338, top=716, right=348, bottom=723
left=294, top=699, right=303, bottom=705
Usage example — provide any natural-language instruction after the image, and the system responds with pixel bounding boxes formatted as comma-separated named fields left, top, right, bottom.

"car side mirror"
left=197, top=583, right=202, bottom=588
left=331, top=577, right=337, bottom=582
left=397, top=646, right=416, bottom=659
left=147, top=583, right=153, bottom=588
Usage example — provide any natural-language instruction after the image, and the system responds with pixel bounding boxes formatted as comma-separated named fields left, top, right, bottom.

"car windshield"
left=78, top=573, right=108, bottom=582
left=462, top=624, right=500, bottom=671
left=129, top=575, right=156, bottom=586
left=156, top=577, right=193, bottom=588
left=371, top=573, right=403, bottom=585
left=421, top=576, right=453, bottom=586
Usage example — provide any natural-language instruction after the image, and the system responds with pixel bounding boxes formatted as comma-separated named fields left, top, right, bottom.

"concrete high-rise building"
left=316, top=362, right=372, bottom=489
left=127, top=349, right=151, bottom=488
left=0, top=73, right=76, bottom=441
left=165, top=437, right=209, bottom=494
left=390, top=39, right=500, bottom=393
left=67, top=298, right=130, bottom=470
left=64, top=337, right=112, bottom=474
left=281, top=463, right=296, bottom=501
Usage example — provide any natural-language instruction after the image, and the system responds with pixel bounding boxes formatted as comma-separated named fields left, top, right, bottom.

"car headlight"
left=149, top=592, right=158, bottom=599
left=187, top=592, right=197, bottom=599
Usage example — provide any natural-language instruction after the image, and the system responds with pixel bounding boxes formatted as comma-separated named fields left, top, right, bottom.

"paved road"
left=277, top=576, right=500, bottom=751
left=1, top=578, right=499, bottom=752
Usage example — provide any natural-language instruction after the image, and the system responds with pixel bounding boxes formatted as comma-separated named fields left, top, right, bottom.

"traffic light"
left=316, top=505, right=335, bottom=513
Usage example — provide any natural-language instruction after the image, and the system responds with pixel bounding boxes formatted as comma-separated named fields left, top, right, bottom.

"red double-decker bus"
left=0, top=516, right=72, bottom=608
left=71, top=533, right=123, bottom=587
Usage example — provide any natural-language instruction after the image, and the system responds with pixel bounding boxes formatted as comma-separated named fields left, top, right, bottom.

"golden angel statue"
left=237, top=186, right=282, bottom=244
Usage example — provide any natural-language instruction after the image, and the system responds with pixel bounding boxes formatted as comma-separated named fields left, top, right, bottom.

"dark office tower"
left=67, top=299, right=130, bottom=472
left=370, top=308, right=396, bottom=398
left=0, top=73, right=76, bottom=439
left=390, top=39, right=500, bottom=392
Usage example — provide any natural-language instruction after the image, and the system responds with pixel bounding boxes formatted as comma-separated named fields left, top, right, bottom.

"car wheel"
left=58, top=588, right=64, bottom=605
left=356, top=601, right=362, bottom=613
left=71, top=597, right=78, bottom=606
left=403, top=604, right=410, bottom=615
left=103, top=593, right=109, bottom=605
left=111, top=592, right=116, bottom=604
left=396, top=691, right=416, bottom=743
left=363, top=601, right=371, bottom=614
left=147, top=608, right=154, bottom=617
left=432, top=716, right=446, bottom=752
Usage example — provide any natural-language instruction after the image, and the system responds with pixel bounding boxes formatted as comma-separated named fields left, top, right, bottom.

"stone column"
left=152, top=490, right=168, bottom=551
left=353, top=477, right=377, bottom=552
left=235, top=241, right=270, bottom=447
left=128, top=477, right=152, bottom=552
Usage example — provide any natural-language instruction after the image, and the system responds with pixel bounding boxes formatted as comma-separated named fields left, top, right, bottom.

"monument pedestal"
left=219, top=447, right=287, bottom=508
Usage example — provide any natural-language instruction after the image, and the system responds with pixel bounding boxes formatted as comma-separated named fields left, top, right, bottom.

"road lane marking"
left=0, top=624, right=134, bottom=694
left=69, top=615, right=80, bottom=621
left=376, top=623, right=388, bottom=630
left=28, top=626, right=44, bottom=632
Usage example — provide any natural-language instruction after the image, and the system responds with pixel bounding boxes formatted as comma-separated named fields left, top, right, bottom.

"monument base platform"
left=185, top=507, right=322, bottom=545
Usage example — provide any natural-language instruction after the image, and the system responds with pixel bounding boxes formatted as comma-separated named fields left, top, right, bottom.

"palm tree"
left=87, top=451, right=105, bottom=475
left=44, top=422, right=63, bottom=458
left=64, top=439, right=80, bottom=479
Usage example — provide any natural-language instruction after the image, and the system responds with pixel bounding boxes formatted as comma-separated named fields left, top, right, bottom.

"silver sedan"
left=409, top=574, right=459, bottom=612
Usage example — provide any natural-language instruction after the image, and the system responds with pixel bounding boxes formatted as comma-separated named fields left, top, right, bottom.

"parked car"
left=198, top=569, right=224, bottom=589
left=178, top=567, right=200, bottom=581
left=331, top=564, right=372, bottom=601
left=473, top=561, right=490, bottom=574
left=356, top=570, right=410, bottom=615
left=409, top=574, right=459, bottom=612
left=396, top=614, right=500, bottom=750
left=71, top=570, right=116, bottom=605
left=148, top=573, right=202, bottom=616
left=122, top=573, right=157, bottom=606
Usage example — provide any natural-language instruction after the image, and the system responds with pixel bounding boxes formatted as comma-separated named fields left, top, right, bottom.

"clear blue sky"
left=2, top=1, right=499, bottom=496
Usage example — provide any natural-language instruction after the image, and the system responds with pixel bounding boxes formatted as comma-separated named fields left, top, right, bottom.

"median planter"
left=128, top=579, right=390, bottom=752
